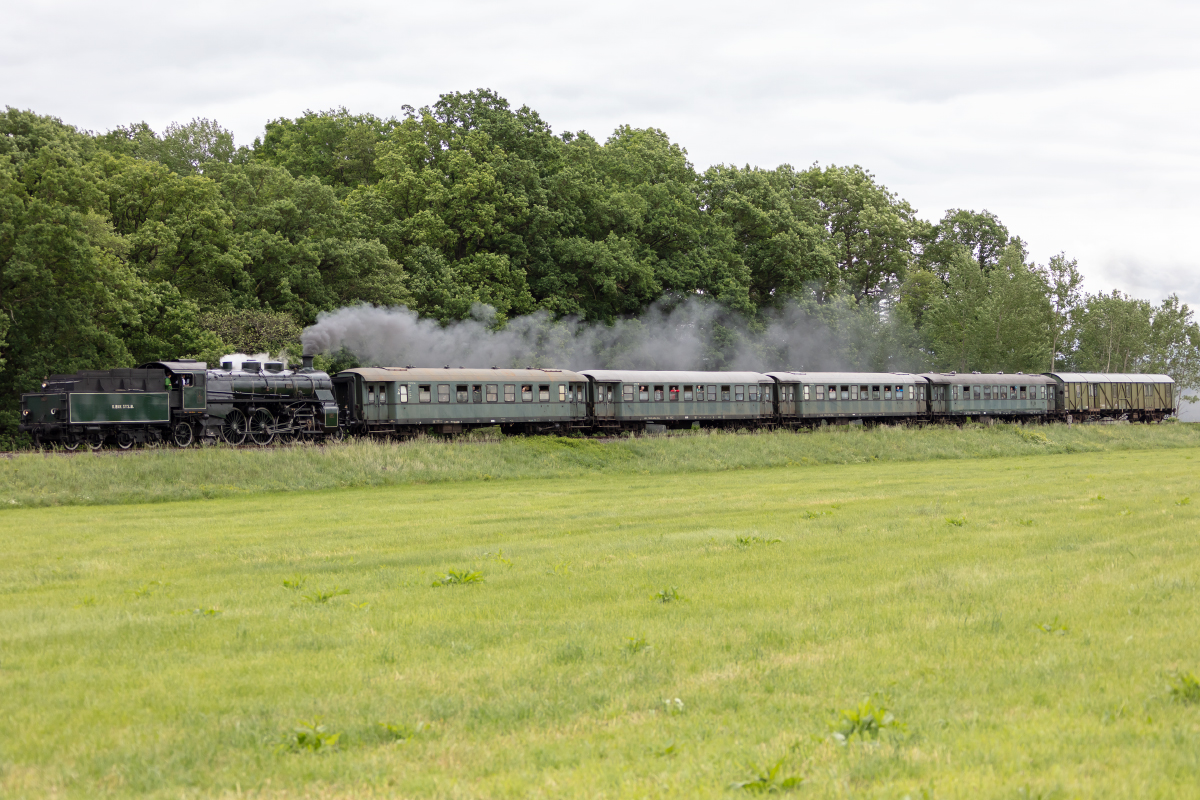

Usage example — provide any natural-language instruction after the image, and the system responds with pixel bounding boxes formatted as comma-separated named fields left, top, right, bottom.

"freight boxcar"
left=332, top=367, right=590, bottom=436
left=1043, top=372, right=1176, bottom=422
left=580, top=370, right=775, bottom=432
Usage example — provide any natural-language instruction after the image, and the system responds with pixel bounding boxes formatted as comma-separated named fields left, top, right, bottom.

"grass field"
left=2, top=443, right=1199, bottom=798
left=3, top=422, right=1200, bottom=508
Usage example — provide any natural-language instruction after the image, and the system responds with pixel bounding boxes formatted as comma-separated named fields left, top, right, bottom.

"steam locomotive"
left=18, top=354, right=1178, bottom=449
left=19, top=354, right=337, bottom=450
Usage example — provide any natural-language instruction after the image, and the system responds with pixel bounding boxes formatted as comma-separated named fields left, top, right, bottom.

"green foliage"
left=736, top=535, right=781, bottom=546
left=946, top=516, right=967, bottom=527
left=729, top=758, right=804, bottom=792
left=432, top=569, right=484, bottom=587
left=276, top=718, right=341, bottom=753
left=653, top=586, right=680, bottom=603
left=1036, top=617, right=1069, bottom=635
left=830, top=696, right=905, bottom=743
left=1167, top=672, right=1200, bottom=704
left=302, top=586, right=350, bottom=604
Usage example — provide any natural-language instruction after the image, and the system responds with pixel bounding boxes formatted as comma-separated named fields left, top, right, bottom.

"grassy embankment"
left=2, top=422, right=1199, bottom=508
left=2, top=445, right=1199, bottom=798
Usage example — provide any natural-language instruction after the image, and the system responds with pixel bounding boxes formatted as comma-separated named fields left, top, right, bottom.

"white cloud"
left=4, top=0, right=1198, bottom=307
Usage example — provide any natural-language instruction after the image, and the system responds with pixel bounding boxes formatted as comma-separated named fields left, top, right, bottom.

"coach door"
left=777, top=382, right=797, bottom=417
left=593, top=382, right=616, bottom=422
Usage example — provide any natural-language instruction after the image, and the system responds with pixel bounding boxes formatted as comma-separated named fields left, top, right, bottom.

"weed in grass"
left=276, top=718, right=341, bottom=753
left=351, top=601, right=370, bottom=610
left=550, top=560, right=573, bottom=575
left=1120, top=508, right=1132, bottom=516
left=830, top=697, right=905, bottom=743
left=482, top=549, right=512, bottom=567
left=802, top=510, right=832, bottom=520
left=375, top=721, right=424, bottom=742
left=729, top=758, right=804, bottom=793
left=1168, top=672, right=1200, bottom=704
left=432, top=569, right=484, bottom=587
left=946, top=516, right=966, bottom=527
left=654, top=740, right=678, bottom=758
left=282, top=575, right=306, bottom=590
left=653, top=586, right=681, bottom=603
left=128, top=581, right=165, bottom=599
left=624, top=636, right=650, bottom=656
left=303, top=587, right=350, bottom=604
left=737, top=535, right=782, bottom=546
left=191, top=608, right=221, bottom=616
left=662, top=697, right=685, bottom=715
left=1014, top=428, right=1051, bottom=444
left=1018, top=519, right=1034, bottom=527
left=75, top=596, right=96, bottom=607
left=1093, top=494, right=1106, bottom=501
left=1176, top=497, right=1191, bottom=506
left=1036, top=617, right=1070, bottom=635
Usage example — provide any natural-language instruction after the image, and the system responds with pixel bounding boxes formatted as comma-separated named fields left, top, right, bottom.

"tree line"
left=1, top=89, right=1197, bottom=441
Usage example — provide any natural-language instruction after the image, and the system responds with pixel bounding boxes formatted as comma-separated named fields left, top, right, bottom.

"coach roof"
left=767, top=371, right=922, bottom=384
left=580, top=370, right=772, bottom=384
left=920, top=373, right=1056, bottom=385
left=339, top=367, right=589, bottom=382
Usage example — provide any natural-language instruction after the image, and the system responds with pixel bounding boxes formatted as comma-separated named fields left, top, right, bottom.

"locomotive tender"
left=19, top=359, right=1177, bottom=448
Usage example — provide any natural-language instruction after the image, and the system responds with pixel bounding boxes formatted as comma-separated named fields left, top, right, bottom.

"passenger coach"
left=580, top=370, right=775, bottom=431
left=767, top=372, right=924, bottom=426
left=333, top=367, right=590, bottom=436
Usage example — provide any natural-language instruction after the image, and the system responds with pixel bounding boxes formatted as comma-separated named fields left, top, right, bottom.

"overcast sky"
left=4, top=0, right=1198, bottom=308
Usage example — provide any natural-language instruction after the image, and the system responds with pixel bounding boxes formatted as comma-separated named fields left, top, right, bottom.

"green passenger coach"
left=580, top=370, right=775, bottom=432
left=332, top=367, right=590, bottom=436
left=767, top=372, right=924, bottom=425
left=921, top=373, right=1055, bottom=421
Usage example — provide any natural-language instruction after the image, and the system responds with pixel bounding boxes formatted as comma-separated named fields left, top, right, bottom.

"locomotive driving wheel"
left=172, top=421, right=195, bottom=448
left=221, top=409, right=248, bottom=445
left=248, top=408, right=275, bottom=446
left=87, top=432, right=106, bottom=451
left=116, top=431, right=136, bottom=450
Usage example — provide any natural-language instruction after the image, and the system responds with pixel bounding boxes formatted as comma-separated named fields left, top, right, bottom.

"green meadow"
left=2, top=436, right=1200, bottom=798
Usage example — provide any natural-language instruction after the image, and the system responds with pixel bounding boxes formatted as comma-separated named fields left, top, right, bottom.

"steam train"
left=18, top=353, right=1178, bottom=449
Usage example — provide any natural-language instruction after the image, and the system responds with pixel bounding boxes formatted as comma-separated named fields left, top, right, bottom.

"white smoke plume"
left=300, top=296, right=925, bottom=373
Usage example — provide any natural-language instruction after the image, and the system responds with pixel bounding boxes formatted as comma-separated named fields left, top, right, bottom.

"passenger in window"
left=871, top=386, right=880, bottom=400
left=669, top=385, right=679, bottom=401
left=826, top=385, right=835, bottom=401
left=653, top=385, right=664, bottom=402
left=639, top=385, right=649, bottom=401
left=473, top=385, right=483, bottom=403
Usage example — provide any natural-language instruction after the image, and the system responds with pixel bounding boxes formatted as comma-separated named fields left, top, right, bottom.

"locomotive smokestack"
left=302, top=353, right=314, bottom=371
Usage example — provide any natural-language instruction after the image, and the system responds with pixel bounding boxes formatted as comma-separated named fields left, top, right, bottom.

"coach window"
left=367, top=386, right=375, bottom=406
left=418, top=384, right=431, bottom=403
left=399, top=385, right=409, bottom=403
left=438, top=384, right=451, bottom=403
left=637, top=384, right=648, bottom=401
left=519, top=384, right=532, bottom=402
left=735, top=385, right=745, bottom=402
left=1019, top=386, right=1027, bottom=399
left=849, top=385, right=859, bottom=400
left=683, top=385, right=694, bottom=401
left=558, top=384, right=567, bottom=402
left=485, top=384, right=497, bottom=402
left=653, top=385, right=664, bottom=402
left=456, top=385, right=469, bottom=403
left=668, top=385, right=679, bottom=401
left=471, top=384, right=482, bottom=403
left=623, top=385, right=634, bottom=402
left=504, top=384, right=516, bottom=403
left=694, top=384, right=703, bottom=401
left=983, top=385, right=991, bottom=400
left=749, top=385, right=760, bottom=402
left=883, top=385, right=892, bottom=401
left=815, top=385, right=824, bottom=400
left=538, top=384, right=550, bottom=402
left=867, top=385, right=877, bottom=400
left=803, top=385, right=810, bottom=401
left=704, top=385, right=715, bottom=401
left=918, top=385, right=925, bottom=401
left=824, top=385, right=834, bottom=401
left=715, top=385, right=727, bottom=401
left=970, top=385, right=979, bottom=400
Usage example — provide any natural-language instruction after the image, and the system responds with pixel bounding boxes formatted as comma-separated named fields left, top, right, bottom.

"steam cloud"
left=300, top=296, right=923, bottom=373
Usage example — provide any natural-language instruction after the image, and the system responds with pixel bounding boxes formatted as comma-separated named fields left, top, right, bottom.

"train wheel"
left=62, top=437, right=80, bottom=451
left=221, top=409, right=248, bottom=445
left=249, top=408, right=275, bottom=446
left=116, top=431, right=136, bottom=450
left=87, top=433, right=106, bottom=451
left=172, top=421, right=195, bottom=448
